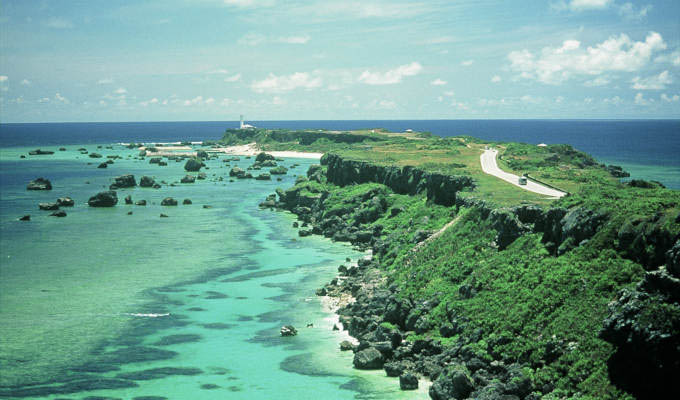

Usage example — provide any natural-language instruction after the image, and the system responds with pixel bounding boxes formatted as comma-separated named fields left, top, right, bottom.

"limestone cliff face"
left=321, top=153, right=475, bottom=206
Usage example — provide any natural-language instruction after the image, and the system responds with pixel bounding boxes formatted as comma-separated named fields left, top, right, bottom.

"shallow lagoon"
left=0, top=145, right=429, bottom=399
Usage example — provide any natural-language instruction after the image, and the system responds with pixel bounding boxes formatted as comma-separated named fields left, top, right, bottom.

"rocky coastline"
left=263, top=153, right=680, bottom=399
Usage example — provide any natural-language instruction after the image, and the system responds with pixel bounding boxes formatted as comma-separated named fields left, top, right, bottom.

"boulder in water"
left=181, top=175, right=196, bottom=184
left=161, top=197, right=178, bottom=206
left=183, top=199, right=192, bottom=205
left=88, top=153, right=103, bottom=158
left=50, top=210, right=67, bottom=217
left=255, top=152, right=275, bottom=163
left=28, top=149, right=54, bottom=155
left=124, top=195, right=133, bottom=205
left=88, top=191, right=118, bottom=207
left=139, top=176, right=156, bottom=187
left=110, top=174, right=136, bottom=190
left=135, top=200, right=147, bottom=206
left=97, top=162, right=108, bottom=168
left=280, top=325, right=298, bottom=336
left=27, top=178, right=52, bottom=191
left=39, top=202, right=59, bottom=211
left=184, top=157, right=203, bottom=172
left=19, top=215, right=30, bottom=221
left=270, top=166, right=288, bottom=175
left=56, top=197, right=75, bottom=207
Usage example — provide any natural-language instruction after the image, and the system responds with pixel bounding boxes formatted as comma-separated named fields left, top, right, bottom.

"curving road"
left=480, top=149, right=567, bottom=198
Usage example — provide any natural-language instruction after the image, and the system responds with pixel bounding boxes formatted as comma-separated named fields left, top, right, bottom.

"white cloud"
left=55, top=93, right=69, bottom=103
left=631, top=70, right=672, bottom=90
left=0, top=76, right=8, bottom=83
left=584, top=76, right=611, bottom=86
left=460, top=60, right=474, bottom=67
left=238, top=33, right=266, bottom=46
left=568, top=0, right=613, bottom=11
left=425, top=36, right=456, bottom=44
left=443, top=90, right=455, bottom=97
left=114, top=87, right=127, bottom=94
left=491, top=75, right=501, bottom=83
left=38, top=97, right=50, bottom=103
left=272, top=96, right=285, bottom=105
left=603, top=95, right=623, bottom=105
left=20, top=79, right=31, bottom=86
left=634, top=92, right=653, bottom=105
left=661, top=94, right=679, bottom=102
left=308, top=2, right=428, bottom=19
left=277, top=35, right=310, bottom=44
left=654, top=51, right=680, bottom=67
left=584, top=97, right=593, bottom=104
left=618, top=3, right=651, bottom=20
left=184, top=96, right=204, bottom=106
left=431, top=79, right=447, bottom=86
left=97, top=78, right=114, bottom=84
left=251, top=72, right=322, bottom=93
left=521, top=95, right=541, bottom=104
left=140, top=98, right=159, bottom=107
left=208, top=69, right=229, bottom=74
left=358, top=62, right=422, bottom=85
left=224, top=73, right=241, bottom=82
left=368, top=99, right=397, bottom=109
left=508, top=32, right=666, bottom=85
left=46, top=17, right=73, bottom=29
left=205, top=97, right=215, bottom=105
left=555, top=96, right=564, bottom=103
left=222, top=0, right=275, bottom=8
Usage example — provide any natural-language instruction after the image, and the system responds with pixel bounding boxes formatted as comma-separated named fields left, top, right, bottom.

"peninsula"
left=227, top=127, right=679, bottom=400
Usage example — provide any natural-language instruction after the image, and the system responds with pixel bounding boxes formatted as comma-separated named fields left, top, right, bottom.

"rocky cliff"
left=321, top=153, right=475, bottom=206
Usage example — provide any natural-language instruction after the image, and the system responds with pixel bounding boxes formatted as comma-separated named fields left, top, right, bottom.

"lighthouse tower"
left=238, top=115, right=255, bottom=129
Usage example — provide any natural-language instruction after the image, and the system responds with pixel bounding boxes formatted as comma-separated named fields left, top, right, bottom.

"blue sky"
left=0, top=0, right=679, bottom=122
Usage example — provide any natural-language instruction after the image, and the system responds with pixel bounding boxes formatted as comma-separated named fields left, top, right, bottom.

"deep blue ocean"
left=1, top=120, right=679, bottom=188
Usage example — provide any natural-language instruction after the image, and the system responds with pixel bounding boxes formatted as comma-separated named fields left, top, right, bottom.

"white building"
left=239, top=115, right=255, bottom=129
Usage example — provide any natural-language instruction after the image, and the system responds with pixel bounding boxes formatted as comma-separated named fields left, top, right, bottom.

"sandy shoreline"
left=142, top=143, right=323, bottom=159
left=212, top=143, right=324, bottom=159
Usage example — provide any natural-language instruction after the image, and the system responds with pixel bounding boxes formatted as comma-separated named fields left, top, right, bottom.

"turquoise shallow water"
left=0, top=145, right=429, bottom=399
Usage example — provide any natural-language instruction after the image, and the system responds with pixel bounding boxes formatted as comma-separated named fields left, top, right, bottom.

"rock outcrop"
left=139, top=176, right=156, bottom=187
left=184, top=157, right=203, bottom=172
left=109, top=174, right=136, bottom=190
left=161, top=197, right=178, bottom=206
left=88, top=191, right=118, bottom=207
left=27, top=178, right=52, bottom=190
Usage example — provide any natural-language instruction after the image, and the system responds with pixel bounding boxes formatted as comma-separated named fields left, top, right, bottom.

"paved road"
left=480, top=149, right=567, bottom=198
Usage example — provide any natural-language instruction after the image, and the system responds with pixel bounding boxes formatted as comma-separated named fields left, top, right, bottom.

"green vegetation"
left=243, top=127, right=679, bottom=399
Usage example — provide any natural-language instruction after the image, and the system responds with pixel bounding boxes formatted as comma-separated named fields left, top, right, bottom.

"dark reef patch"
left=115, top=367, right=203, bottom=381
left=152, top=334, right=202, bottom=346
left=204, top=291, right=229, bottom=299
left=221, top=268, right=295, bottom=282
left=200, top=384, right=220, bottom=390
left=279, top=353, right=340, bottom=377
left=200, top=323, right=234, bottom=330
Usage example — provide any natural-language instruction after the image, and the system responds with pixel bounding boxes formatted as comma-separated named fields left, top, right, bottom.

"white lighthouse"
left=239, top=115, right=255, bottom=129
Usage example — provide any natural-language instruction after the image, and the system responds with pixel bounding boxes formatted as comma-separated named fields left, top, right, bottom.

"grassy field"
left=238, top=128, right=621, bottom=207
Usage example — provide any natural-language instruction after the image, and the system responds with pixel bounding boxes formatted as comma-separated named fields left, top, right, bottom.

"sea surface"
left=0, top=120, right=678, bottom=399
left=2, top=119, right=679, bottom=188
left=0, top=143, right=429, bottom=399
